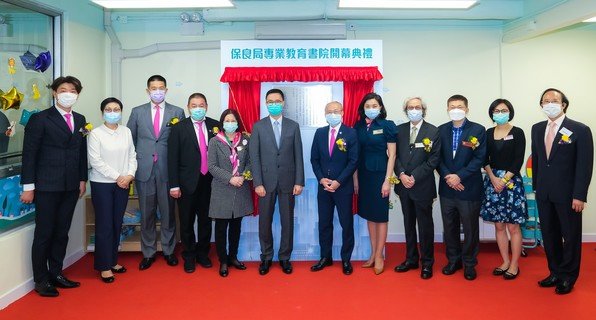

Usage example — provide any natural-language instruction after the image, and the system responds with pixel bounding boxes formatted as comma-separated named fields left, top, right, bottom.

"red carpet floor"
left=2, top=243, right=595, bottom=320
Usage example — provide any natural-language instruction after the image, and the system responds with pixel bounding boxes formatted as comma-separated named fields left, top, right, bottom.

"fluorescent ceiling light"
left=91, top=0, right=234, bottom=9
left=338, top=0, right=477, bottom=9
left=584, top=16, right=596, bottom=22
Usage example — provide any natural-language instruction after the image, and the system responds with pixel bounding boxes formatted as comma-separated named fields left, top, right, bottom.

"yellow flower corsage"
left=336, top=138, right=347, bottom=152
left=422, top=137, right=432, bottom=152
left=242, top=170, right=253, bottom=181
left=212, top=127, right=219, bottom=134
left=166, top=117, right=180, bottom=127
left=387, top=175, right=400, bottom=185
left=559, top=134, right=571, bottom=144
left=80, top=122, right=93, bottom=137
left=468, top=136, right=479, bottom=150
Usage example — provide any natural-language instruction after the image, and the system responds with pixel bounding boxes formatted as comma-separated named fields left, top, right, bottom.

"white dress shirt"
left=544, top=114, right=566, bottom=144
left=88, top=124, right=137, bottom=183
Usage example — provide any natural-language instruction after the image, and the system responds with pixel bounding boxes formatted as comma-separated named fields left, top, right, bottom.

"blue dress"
left=355, top=118, right=397, bottom=222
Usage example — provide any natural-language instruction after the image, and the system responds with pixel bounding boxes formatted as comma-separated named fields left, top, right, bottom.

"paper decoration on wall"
left=0, top=89, right=4, bottom=110
left=19, top=109, right=39, bottom=127
left=34, top=51, right=52, bottom=72
left=0, top=87, right=24, bottom=110
left=32, top=83, right=40, bottom=100
left=5, top=121, right=16, bottom=137
left=8, top=58, right=16, bottom=75
left=19, top=51, right=37, bottom=70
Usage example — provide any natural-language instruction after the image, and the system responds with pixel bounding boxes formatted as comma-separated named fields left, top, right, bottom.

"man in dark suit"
left=532, top=88, right=593, bottom=295
left=310, top=101, right=359, bottom=275
left=20, top=76, right=88, bottom=297
left=127, top=75, right=185, bottom=270
left=249, top=88, right=305, bottom=275
left=393, top=97, right=441, bottom=279
left=437, top=94, right=486, bottom=281
left=168, top=93, right=219, bottom=273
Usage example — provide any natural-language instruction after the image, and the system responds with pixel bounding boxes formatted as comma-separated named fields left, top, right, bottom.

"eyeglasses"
left=406, top=106, right=422, bottom=110
left=492, top=109, right=509, bottom=114
left=541, top=100, right=561, bottom=104
left=266, top=100, right=283, bottom=104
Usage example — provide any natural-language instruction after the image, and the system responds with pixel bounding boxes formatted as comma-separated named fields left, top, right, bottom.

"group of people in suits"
left=21, top=73, right=592, bottom=297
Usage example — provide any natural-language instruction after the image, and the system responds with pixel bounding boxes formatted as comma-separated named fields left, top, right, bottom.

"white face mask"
left=56, top=92, right=78, bottom=108
left=448, top=109, right=466, bottom=121
left=542, top=103, right=562, bottom=119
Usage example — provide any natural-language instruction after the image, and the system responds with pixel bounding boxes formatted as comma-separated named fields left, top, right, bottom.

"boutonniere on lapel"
left=210, top=127, right=219, bottom=134
left=422, top=137, right=432, bottom=152
left=236, top=138, right=248, bottom=152
left=336, top=138, right=347, bottom=152
left=462, top=136, right=479, bottom=150
left=241, top=170, right=253, bottom=181
left=79, top=122, right=93, bottom=137
left=559, top=134, right=572, bottom=144
left=166, top=117, right=180, bottom=127
left=387, top=175, right=400, bottom=185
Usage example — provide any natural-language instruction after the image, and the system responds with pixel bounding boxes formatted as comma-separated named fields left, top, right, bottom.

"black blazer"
left=167, top=116, right=219, bottom=194
left=438, top=119, right=486, bottom=201
left=531, top=117, right=593, bottom=203
left=394, top=121, right=441, bottom=201
left=21, top=107, right=88, bottom=192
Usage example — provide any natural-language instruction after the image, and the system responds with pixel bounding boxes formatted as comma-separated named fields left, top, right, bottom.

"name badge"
left=414, top=142, right=424, bottom=148
left=503, top=135, right=514, bottom=141
left=373, top=129, right=383, bottom=135
left=559, top=127, right=573, bottom=137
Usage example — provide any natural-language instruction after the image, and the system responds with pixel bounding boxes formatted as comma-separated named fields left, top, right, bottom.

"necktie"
left=274, top=120, right=281, bottom=148
left=64, top=113, right=73, bottom=132
left=329, top=128, right=336, bottom=156
left=545, top=121, right=556, bottom=158
left=153, top=105, right=161, bottom=138
left=197, top=121, right=208, bottom=175
left=410, top=126, right=418, bottom=144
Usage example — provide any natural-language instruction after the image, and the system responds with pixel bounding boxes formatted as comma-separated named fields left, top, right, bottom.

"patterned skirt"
left=480, top=170, right=528, bottom=224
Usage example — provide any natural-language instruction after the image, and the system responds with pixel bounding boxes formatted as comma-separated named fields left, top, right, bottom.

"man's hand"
left=170, top=189, right=182, bottom=198
left=320, top=178, right=333, bottom=190
left=293, top=185, right=303, bottom=196
left=452, top=183, right=465, bottom=191
left=400, top=173, right=414, bottom=189
left=255, top=185, right=266, bottom=197
left=572, top=199, right=585, bottom=213
left=79, top=181, right=86, bottom=198
left=20, top=190, right=34, bottom=204
left=445, top=174, right=461, bottom=188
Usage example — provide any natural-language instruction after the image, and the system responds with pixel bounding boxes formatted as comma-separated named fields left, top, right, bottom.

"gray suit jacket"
left=127, top=102, right=185, bottom=182
left=249, top=116, right=305, bottom=193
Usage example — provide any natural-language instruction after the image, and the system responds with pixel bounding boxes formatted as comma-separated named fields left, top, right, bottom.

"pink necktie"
left=329, top=128, right=336, bottom=156
left=545, top=121, right=556, bottom=158
left=64, top=113, right=73, bottom=132
left=153, top=105, right=160, bottom=162
left=196, top=122, right=208, bottom=175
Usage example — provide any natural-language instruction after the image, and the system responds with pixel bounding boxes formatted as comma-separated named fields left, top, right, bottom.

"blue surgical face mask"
left=223, top=122, right=238, bottom=133
left=542, top=103, right=562, bottom=119
left=267, top=103, right=283, bottom=116
left=149, top=89, right=166, bottom=103
left=492, top=113, right=509, bottom=125
left=325, top=113, right=342, bottom=127
left=190, top=107, right=206, bottom=121
left=407, top=109, right=423, bottom=123
left=364, top=108, right=380, bottom=120
left=103, top=111, right=122, bottom=124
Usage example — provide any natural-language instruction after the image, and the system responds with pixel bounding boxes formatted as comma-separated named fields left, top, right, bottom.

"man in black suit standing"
left=393, top=97, right=441, bottom=279
left=532, top=88, right=593, bottom=295
left=168, top=93, right=219, bottom=273
left=21, top=76, right=88, bottom=297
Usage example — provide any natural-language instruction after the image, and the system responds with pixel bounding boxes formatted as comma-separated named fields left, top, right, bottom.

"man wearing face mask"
left=127, top=75, right=185, bottom=271
left=167, top=93, right=219, bottom=273
left=249, top=88, right=305, bottom=275
left=21, top=76, right=88, bottom=297
left=437, top=94, right=486, bottom=281
left=532, top=88, right=593, bottom=295
left=393, top=97, right=441, bottom=279
left=310, top=101, right=359, bottom=275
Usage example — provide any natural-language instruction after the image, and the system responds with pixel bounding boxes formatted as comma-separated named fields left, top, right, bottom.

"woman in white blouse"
left=88, top=97, right=137, bottom=283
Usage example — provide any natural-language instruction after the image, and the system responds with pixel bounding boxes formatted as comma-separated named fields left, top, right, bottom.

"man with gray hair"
left=393, top=97, right=441, bottom=279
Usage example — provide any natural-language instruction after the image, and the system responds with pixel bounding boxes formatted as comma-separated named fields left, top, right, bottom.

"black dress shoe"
left=184, top=259, right=196, bottom=273
left=311, top=258, right=333, bottom=272
left=464, top=266, right=477, bottom=280
left=503, top=268, right=519, bottom=280
left=139, top=257, right=155, bottom=271
left=219, top=263, right=229, bottom=277
left=229, top=258, right=247, bottom=270
left=164, top=254, right=179, bottom=266
left=555, top=280, right=573, bottom=295
left=51, top=275, right=80, bottom=288
left=100, top=274, right=115, bottom=283
left=394, top=261, right=419, bottom=273
left=538, top=274, right=559, bottom=287
left=342, top=261, right=353, bottom=275
left=259, top=260, right=272, bottom=275
left=111, top=266, right=127, bottom=274
left=35, top=281, right=59, bottom=297
left=197, top=256, right=213, bottom=268
left=441, top=262, right=462, bottom=275
left=280, top=260, right=293, bottom=274
left=421, top=266, right=433, bottom=279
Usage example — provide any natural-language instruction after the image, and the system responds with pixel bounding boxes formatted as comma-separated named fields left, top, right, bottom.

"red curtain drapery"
left=221, top=66, right=383, bottom=214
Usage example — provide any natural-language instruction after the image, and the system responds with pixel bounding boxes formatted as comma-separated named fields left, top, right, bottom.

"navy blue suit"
left=438, top=119, right=486, bottom=267
left=310, top=124, right=359, bottom=261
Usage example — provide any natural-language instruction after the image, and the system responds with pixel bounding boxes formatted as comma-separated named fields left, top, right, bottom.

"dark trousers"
left=317, top=188, right=354, bottom=262
left=400, top=195, right=434, bottom=267
left=90, top=182, right=129, bottom=271
left=440, top=197, right=480, bottom=267
left=537, top=199, right=582, bottom=285
left=258, top=187, right=295, bottom=261
left=214, top=217, right=243, bottom=263
left=178, top=174, right=212, bottom=261
left=31, top=190, right=79, bottom=284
